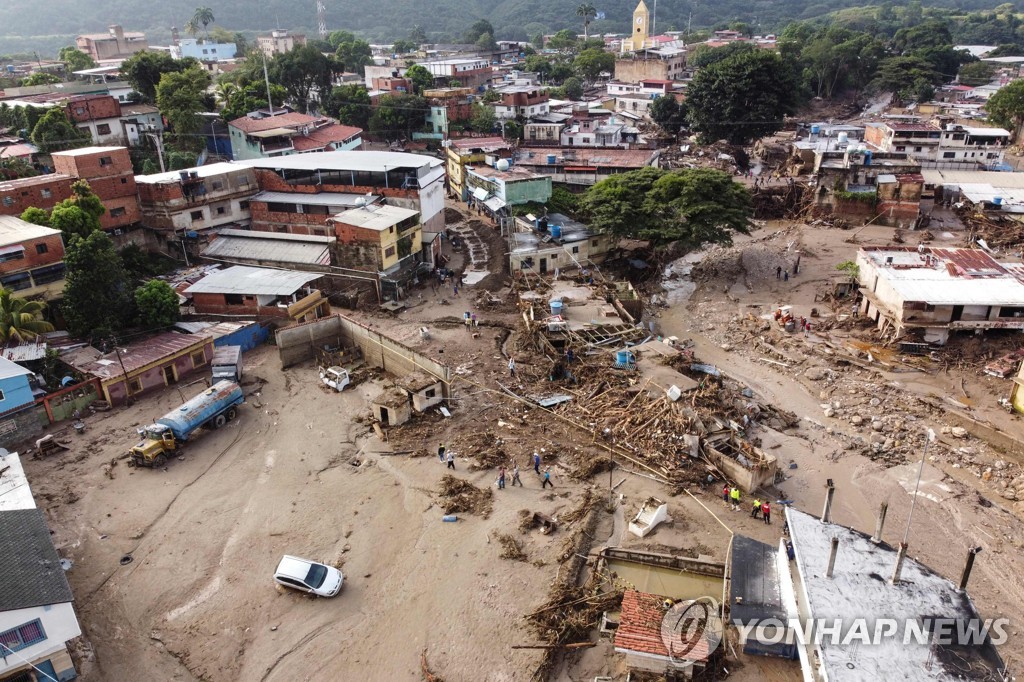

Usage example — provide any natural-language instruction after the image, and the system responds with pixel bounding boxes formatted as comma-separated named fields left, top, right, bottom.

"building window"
left=1, top=197, right=12, bottom=207
left=943, top=152, right=955, bottom=159
left=40, top=189, right=51, bottom=199
left=191, top=351, right=206, bottom=368
left=425, top=388, right=436, bottom=398
left=0, top=388, right=6, bottom=401
left=35, top=243, right=48, bottom=255
left=216, top=206, right=226, bottom=215
left=0, top=620, right=46, bottom=652
left=121, top=177, right=128, bottom=184
left=572, top=246, right=580, bottom=253
left=895, top=146, right=905, bottom=152
left=0, top=272, right=29, bottom=291
left=225, top=293, right=245, bottom=305
left=0, top=250, right=25, bottom=263
left=128, top=378, right=143, bottom=394
left=239, top=201, right=250, bottom=210
left=30, top=263, right=65, bottom=285
left=190, top=210, right=203, bottom=221
left=110, top=207, right=126, bottom=217
left=96, top=123, right=112, bottom=135
left=211, top=181, right=223, bottom=190
left=384, top=246, right=396, bottom=258
left=924, top=304, right=936, bottom=312
left=99, top=156, right=113, bottom=166
left=592, top=239, right=599, bottom=247
left=914, top=147, right=922, bottom=152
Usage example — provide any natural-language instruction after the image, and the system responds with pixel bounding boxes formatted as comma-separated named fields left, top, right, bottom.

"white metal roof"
left=238, top=150, right=443, bottom=173
left=184, top=265, right=320, bottom=295
left=50, top=146, right=126, bottom=157
left=135, top=162, right=249, bottom=184
left=0, top=355, right=32, bottom=381
left=0, top=216, right=61, bottom=247
left=921, top=169, right=1024, bottom=188
left=251, top=191, right=378, bottom=207
left=0, top=452, right=35, bottom=511
left=331, top=204, right=419, bottom=231
left=862, top=248, right=1024, bottom=306
left=202, top=231, right=333, bottom=266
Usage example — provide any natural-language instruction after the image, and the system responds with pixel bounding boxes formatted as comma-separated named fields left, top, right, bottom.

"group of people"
left=774, top=254, right=801, bottom=282
left=438, top=444, right=554, bottom=489
left=722, top=485, right=772, bottom=525
left=463, top=311, right=478, bottom=331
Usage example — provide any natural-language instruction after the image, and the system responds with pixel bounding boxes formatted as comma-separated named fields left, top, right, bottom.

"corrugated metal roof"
left=202, top=232, right=333, bottom=266
left=862, top=246, right=1024, bottom=305
left=0, top=509, right=75, bottom=611
left=238, top=150, right=443, bottom=173
left=71, top=332, right=211, bottom=380
left=0, top=216, right=62, bottom=248
left=0, top=355, right=32, bottom=380
left=331, top=204, right=419, bottom=231
left=251, top=191, right=378, bottom=207
left=184, top=265, right=320, bottom=295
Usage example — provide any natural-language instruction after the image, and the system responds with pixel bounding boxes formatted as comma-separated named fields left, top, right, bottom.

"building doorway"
left=163, top=364, right=177, bottom=384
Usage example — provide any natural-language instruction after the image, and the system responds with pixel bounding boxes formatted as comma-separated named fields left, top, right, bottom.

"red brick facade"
left=0, top=233, right=65, bottom=276
left=250, top=203, right=332, bottom=235
left=0, top=175, right=75, bottom=217
left=51, top=147, right=140, bottom=231
left=66, top=95, right=122, bottom=123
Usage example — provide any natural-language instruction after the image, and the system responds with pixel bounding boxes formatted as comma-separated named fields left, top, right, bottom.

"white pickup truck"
left=319, top=366, right=350, bottom=392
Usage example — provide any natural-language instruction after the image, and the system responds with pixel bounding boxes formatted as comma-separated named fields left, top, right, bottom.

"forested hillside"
left=2, top=0, right=1022, bottom=55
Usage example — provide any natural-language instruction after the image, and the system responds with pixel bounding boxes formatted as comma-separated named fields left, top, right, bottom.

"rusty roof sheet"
left=613, top=590, right=711, bottom=662
left=71, top=332, right=211, bottom=380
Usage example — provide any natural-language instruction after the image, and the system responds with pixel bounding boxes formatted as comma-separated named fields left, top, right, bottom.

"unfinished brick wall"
left=0, top=176, right=74, bottom=216
left=66, top=95, right=122, bottom=123
left=0, top=234, right=65, bottom=276
left=52, top=148, right=139, bottom=230
left=249, top=203, right=332, bottom=234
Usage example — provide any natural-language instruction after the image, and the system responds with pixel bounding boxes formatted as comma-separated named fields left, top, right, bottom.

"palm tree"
left=576, top=3, right=597, bottom=41
left=0, top=289, right=54, bottom=344
left=192, top=7, right=216, bottom=40
left=184, top=18, right=200, bottom=38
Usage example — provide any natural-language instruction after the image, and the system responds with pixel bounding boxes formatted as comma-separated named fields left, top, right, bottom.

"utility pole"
left=263, top=53, right=275, bottom=116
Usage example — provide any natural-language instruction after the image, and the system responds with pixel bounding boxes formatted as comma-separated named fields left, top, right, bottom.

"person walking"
left=511, top=463, right=523, bottom=486
left=446, top=451, right=455, bottom=469
left=751, top=498, right=761, bottom=518
left=542, top=467, right=554, bottom=488
left=453, top=284, right=459, bottom=297
left=497, top=466, right=506, bottom=490
left=533, top=451, right=541, bottom=474
left=465, top=313, right=472, bottom=332
left=783, top=270, right=789, bottom=282
left=730, top=486, right=741, bottom=511
left=722, top=484, right=730, bottom=504
left=438, top=443, right=446, bottom=463
left=508, top=357, right=516, bottom=378
left=762, top=501, right=771, bottom=525
left=776, top=265, right=782, bottom=280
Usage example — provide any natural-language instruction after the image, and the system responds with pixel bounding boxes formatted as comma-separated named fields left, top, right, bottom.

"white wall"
left=0, top=603, right=80, bottom=676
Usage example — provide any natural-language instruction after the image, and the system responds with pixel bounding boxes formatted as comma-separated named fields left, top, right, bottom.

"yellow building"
left=445, top=137, right=512, bottom=202
left=329, top=204, right=423, bottom=274
left=621, top=0, right=651, bottom=52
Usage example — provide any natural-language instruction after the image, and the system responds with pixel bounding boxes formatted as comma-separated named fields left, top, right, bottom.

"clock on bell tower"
left=628, top=0, right=649, bottom=51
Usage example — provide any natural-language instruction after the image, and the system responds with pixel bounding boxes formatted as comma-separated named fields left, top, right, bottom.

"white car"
left=273, top=555, right=344, bottom=597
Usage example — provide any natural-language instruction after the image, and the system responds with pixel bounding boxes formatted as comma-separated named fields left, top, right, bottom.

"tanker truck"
left=129, top=380, right=244, bottom=468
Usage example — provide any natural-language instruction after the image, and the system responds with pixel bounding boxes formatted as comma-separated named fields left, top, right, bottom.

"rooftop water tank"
left=994, top=197, right=1003, bottom=205
left=550, top=299, right=563, bottom=316
left=550, top=224, right=562, bottom=238
left=496, top=159, right=510, bottom=171
left=837, top=132, right=849, bottom=145
left=810, top=124, right=821, bottom=135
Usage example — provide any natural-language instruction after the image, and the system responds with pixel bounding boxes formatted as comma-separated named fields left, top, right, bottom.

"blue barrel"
left=995, top=197, right=1003, bottom=205
left=550, top=300, right=563, bottom=316
left=616, top=350, right=634, bottom=364
left=810, top=124, right=821, bottom=135
left=550, top=224, right=562, bottom=238
left=442, top=515, right=458, bottom=522
left=863, top=150, right=872, bottom=166
left=546, top=154, right=557, bottom=164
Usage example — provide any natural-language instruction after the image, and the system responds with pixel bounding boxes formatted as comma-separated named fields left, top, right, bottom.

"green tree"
left=269, top=45, right=336, bottom=112
left=409, top=25, right=428, bottom=45
left=470, top=103, right=496, bottom=133
left=405, top=64, right=435, bottom=94
left=464, top=20, right=495, bottom=44
left=19, top=207, right=50, bottom=226
left=688, top=41, right=755, bottom=69
left=122, top=51, right=197, bottom=102
left=368, top=94, right=428, bottom=140
left=325, top=84, right=371, bottom=129
left=686, top=49, right=797, bottom=145
left=191, top=7, right=215, bottom=39
left=959, top=61, right=997, bottom=86
left=0, top=157, right=38, bottom=180
left=562, top=76, right=584, bottom=99
left=574, top=48, right=614, bottom=82
left=20, top=73, right=60, bottom=87
left=547, top=29, right=578, bottom=50
left=157, top=66, right=211, bottom=150
left=336, top=37, right=373, bottom=75
left=576, top=3, right=597, bottom=41
left=650, top=95, right=687, bottom=134
left=872, top=55, right=941, bottom=99
left=58, top=47, right=95, bottom=76
left=523, top=56, right=553, bottom=81
left=30, top=108, right=90, bottom=154
left=986, top=79, right=1024, bottom=141
left=48, top=180, right=106, bottom=240
left=392, top=39, right=417, bottom=54
left=135, top=279, right=180, bottom=328
left=62, top=230, right=131, bottom=339
left=475, top=32, right=498, bottom=52
left=581, top=167, right=751, bottom=247
left=0, top=289, right=53, bottom=343
left=220, top=82, right=287, bottom=122
left=482, top=88, right=501, bottom=103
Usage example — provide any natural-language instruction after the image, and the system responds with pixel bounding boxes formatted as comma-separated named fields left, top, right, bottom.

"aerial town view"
left=1, top=0, right=1024, bottom=680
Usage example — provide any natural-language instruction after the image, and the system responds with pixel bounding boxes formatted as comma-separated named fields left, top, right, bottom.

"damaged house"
left=856, top=246, right=1024, bottom=345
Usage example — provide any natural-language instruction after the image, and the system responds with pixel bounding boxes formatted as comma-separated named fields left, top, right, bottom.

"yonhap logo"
left=660, top=596, right=725, bottom=662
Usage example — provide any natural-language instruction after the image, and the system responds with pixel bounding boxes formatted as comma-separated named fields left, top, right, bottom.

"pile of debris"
left=437, top=475, right=493, bottom=517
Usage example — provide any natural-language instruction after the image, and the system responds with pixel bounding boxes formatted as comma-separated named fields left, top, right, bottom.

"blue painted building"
left=0, top=357, right=35, bottom=414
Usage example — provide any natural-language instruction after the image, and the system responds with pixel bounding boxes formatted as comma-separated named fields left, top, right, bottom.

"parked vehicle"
left=129, top=381, right=244, bottom=468
left=273, top=555, right=343, bottom=597
left=319, top=366, right=350, bottom=392
left=211, top=345, right=243, bottom=382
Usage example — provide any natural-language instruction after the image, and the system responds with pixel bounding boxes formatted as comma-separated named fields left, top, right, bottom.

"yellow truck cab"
left=130, top=423, right=178, bottom=468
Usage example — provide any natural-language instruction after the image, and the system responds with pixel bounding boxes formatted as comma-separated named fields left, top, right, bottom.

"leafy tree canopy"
left=62, top=230, right=131, bottom=339
left=268, top=45, right=337, bottom=113
left=325, top=84, right=372, bottom=129
left=20, top=73, right=60, bottom=87
left=0, top=289, right=53, bottom=343
left=405, top=64, right=435, bottom=94
left=368, top=94, right=428, bottom=140
left=156, top=66, right=211, bottom=150
left=573, top=48, right=614, bottom=82
left=686, top=49, right=797, bottom=145
left=58, top=46, right=96, bottom=75
left=122, top=51, right=199, bottom=102
left=135, top=279, right=180, bottom=329
left=464, top=20, right=495, bottom=44
left=580, top=167, right=751, bottom=247
left=650, top=95, right=687, bottom=135
left=30, top=107, right=90, bottom=154
left=986, top=79, right=1024, bottom=139
left=220, top=82, right=287, bottom=122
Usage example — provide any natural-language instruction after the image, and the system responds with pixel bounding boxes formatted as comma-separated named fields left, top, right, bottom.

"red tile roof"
left=291, top=123, right=363, bottom=151
left=614, top=590, right=711, bottom=662
left=71, top=332, right=212, bottom=380
left=228, top=112, right=322, bottom=134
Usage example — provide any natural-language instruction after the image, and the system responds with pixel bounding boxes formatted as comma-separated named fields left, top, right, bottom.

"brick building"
left=614, top=47, right=686, bottom=84
left=249, top=191, right=376, bottom=236
left=327, top=204, right=422, bottom=274
left=76, top=25, right=148, bottom=62
left=65, top=95, right=162, bottom=146
left=51, top=147, right=140, bottom=232
left=0, top=175, right=74, bottom=218
left=227, top=111, right=362, bottom=161
left=136, top=163, right=257, bottom=235
left=0, top=216, right=66, bottom=300
left=185, top=265, right=329, bottom=321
